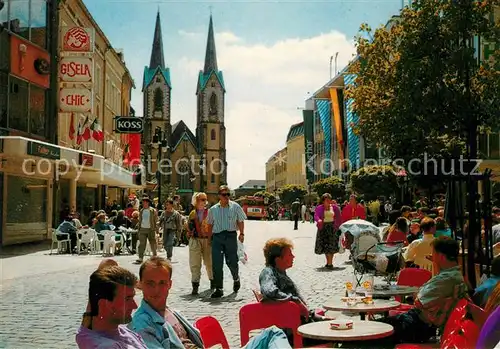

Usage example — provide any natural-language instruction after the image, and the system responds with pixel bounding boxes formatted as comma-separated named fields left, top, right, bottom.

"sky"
left=82, top=0, right=404, bottom=189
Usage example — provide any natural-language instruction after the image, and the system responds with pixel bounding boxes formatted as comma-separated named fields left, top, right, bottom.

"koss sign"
left=115, top=117, right=144, bottom=134
left=61, top=27, right=94, bottom=52
left=60, top=88, right=92, bottom=112
left=59, top=57, right=93, bottom=82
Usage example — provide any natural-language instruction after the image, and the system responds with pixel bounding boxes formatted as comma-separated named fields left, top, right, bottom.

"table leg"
left=360, top=312, right=366, bottom=320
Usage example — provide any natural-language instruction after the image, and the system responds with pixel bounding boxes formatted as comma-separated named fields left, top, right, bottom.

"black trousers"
left=293, top=214, right=299, bottom=230
left=211, top=231, right=239, bottom=289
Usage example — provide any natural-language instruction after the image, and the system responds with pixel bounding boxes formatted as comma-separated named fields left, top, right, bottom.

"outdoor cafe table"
left=356, top=285, right=419, bottom=298
left=323, top=299, right=400, bottom=320
left=297, top=320, right=394, bottom=342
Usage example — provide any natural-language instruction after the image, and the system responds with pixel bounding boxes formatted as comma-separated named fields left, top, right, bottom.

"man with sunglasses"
left=207, top=185, right=247, bottom=298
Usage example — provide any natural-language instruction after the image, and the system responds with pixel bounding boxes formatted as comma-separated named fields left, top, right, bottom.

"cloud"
left=132, top=30, right=356, bottom=188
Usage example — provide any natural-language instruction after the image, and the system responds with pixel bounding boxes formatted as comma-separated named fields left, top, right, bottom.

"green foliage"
left=160, top=183, right=178, bottom=204
left=348, top=0, right=500, bottom=164
left=253, top=191, right=276, bottom=202
left=349, top=165, right=399, bottom=201
left=277, top=184, right=307, bottom=205
left=312, top=176, right=346, bottom=199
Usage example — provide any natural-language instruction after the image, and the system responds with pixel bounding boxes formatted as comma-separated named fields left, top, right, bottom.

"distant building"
left=265, top=147, right=287, bottom=193
left=234, top=180, right=266, bottom=198
left=286, top=122, right=306, bottom=187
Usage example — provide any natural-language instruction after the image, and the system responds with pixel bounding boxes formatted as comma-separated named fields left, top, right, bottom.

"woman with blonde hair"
left=187, top=192, right=214, bottom=295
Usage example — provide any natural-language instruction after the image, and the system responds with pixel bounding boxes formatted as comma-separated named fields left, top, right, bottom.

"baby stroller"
left=340, top=220, right=405, bottom=287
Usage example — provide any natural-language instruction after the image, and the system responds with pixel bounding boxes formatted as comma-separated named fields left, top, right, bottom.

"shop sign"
left=27, top=141, right=61, bottom=160
left=61, top=27, right=94, bottom=52
left=114, top=117, right=144, bottom=133
left=79, top=153, right=94, bottom=167
left=59, top=88, right=92, bottom=113
left=59, top=57, right=93, bottom=82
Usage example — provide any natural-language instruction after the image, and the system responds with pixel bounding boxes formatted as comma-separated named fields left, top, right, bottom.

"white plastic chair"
left=101, top=230, right=116, bottom=256
left=77, top=229, right=96, bottom=254
left=50, top=229, right=71, bottom=255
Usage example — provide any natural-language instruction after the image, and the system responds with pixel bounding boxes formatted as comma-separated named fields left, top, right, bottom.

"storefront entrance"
left=77, top=185, right=98, bottom=226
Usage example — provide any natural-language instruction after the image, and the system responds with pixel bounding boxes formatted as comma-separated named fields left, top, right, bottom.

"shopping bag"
left=237, top=241, right=248, bottom=264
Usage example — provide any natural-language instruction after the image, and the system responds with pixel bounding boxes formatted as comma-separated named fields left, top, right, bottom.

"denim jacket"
left=130, top=300, right=203, bottom=349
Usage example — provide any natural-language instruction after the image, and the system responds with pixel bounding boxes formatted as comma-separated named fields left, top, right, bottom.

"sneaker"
left=211, top=289, right=224, bottom=298
left=191, top=282, right=199, bottom=296
left=233, top=279, right=241, bottom=293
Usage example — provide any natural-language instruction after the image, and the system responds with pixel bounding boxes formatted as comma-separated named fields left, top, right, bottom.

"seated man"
left=258, top=237, right=331, bottom=323
left=131, top=256, right=291, bottom=349
left=76, top=266, right=147, bottom=348
left=474, top=255, right=500, bottom=308
left=380, top=238, right=469, bottom=344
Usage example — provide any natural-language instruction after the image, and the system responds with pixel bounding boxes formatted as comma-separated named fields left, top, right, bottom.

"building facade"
left=57, top=0, right=137, bottom=224
left=234, top=179, right=266, bottom=199
left=265, top=147, right=287, bottom=194
left=286, top=122, right=306, bottom=187
left=142, top=12, right=227, bottom=206
left=0, top=0, right=140, bottom=245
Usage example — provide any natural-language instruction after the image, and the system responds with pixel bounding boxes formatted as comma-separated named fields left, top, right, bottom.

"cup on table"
left=364, top=290, right=373, bottom=304
left=347, top=296, right=357, bottom=306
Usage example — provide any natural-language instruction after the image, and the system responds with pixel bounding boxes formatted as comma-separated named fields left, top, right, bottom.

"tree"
left=277, top=184, right=307, bottom=205
left=348, top=0, right=500, bottom=168
left=253, top=191, right=276, bottom=202
left=312, top=177, right=346, bottom=200
left=159, top=183, right=178, bottom=204
left=349, top=165, right=399, bottom=201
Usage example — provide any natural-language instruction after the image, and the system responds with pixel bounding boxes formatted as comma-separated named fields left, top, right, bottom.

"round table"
left=359, top=285, right=418, bottom=298
left=323, top=299, right=400, bottom=320
left=298, top=320, right=394, bottom=342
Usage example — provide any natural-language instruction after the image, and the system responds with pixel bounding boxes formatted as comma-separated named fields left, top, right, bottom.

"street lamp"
left=153, top=126, right=169, bottom=207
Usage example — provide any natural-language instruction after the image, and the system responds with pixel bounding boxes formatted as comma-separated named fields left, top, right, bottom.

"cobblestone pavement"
left=0, top=221, right=356, bottom=348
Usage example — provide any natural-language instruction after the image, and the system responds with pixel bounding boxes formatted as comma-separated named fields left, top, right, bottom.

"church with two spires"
left=141, top=12, right=227, bottom=205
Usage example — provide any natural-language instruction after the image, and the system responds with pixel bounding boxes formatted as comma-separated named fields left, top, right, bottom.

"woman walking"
left=187, top=192, right=214, bottom=295
left=314, top=193, right=342, bottom=269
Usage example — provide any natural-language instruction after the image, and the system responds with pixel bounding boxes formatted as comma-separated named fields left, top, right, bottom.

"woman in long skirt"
left=314, top=193, right=342, bottom=269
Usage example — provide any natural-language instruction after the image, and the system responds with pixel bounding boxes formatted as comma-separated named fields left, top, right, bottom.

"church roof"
left=143, top=66, right=171, bottom=91
left=150, top=11, right=165, bottom=69
left=197, top=15, right=225, bottom=93
left=171, top=120, right=197, bottom=150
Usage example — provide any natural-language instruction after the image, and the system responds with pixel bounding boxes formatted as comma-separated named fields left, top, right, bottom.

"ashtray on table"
left=330, top=320, right=354, bottom=330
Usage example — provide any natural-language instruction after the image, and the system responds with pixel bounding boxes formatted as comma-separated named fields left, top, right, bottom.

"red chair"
left=239, top=301, right=303, bottom=348
left=390, top=268, right=432, bottom=316
left=193, top=315, right=230, bottom=349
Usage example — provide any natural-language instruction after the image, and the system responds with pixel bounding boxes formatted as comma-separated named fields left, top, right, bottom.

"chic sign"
left=59, top=88, right=92, bottom=113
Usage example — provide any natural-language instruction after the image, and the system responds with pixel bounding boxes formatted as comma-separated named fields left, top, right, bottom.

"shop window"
left=0, top=72, right=6, bottom=129
left=30, top=84, right=46, bottom=137
left=8, top=76, right=29, bottom=132
left=8, top=0, right=30, bottom=42
left=6, top=176, right=47, bottom=224
left=30, top=0, right=47, bottom=48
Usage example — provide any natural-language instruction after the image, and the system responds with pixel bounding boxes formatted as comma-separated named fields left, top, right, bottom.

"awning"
left=0, top=136, right=144, bottom=189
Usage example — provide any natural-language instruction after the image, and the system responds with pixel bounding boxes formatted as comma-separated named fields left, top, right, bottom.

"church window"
left=210, top=129, right=216, bottom=141
left=209, top=93, right=217, bottom=115
left=154, top=88, right=163, bottom=112
left=211, top=174, right=215, bottom=183
left=156, top=76, right=161, bottom=83
left=211, top=82, right=216, bottom=87
left=179, top=162, right=190, bottom=189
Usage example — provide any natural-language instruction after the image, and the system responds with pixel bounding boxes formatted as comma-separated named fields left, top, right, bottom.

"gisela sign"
left=59, top=88, right=92, bottom=112
left=59, top=57, right=93, bottom=82
left=114, top=117, right=144, bottom=134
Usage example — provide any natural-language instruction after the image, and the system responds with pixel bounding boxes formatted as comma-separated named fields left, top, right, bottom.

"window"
left=179, top=163, right=190, bottom=189
left=210, top=129, right=216, bottom=141
left=95, top=65, right=101, bottom=96
left=209, top=93, right=217, bottom=115
left=156, top=76, right=161, bottom=83
left=211, top=81, right=215, bottom=87
left=8, top=76, right=29, bottom=132
left=0, top=72, right=6, bottom=128
left=6, top=176, right=47, bottom=224
left=154, top=88, right=163, bottom=112
left=0, top=1, right=7, bottom=25
left=29, top=84, right=45, bottom=137
left=7, top=0, right=47, bottom=48
left=211, top=174, right=215, bottom=183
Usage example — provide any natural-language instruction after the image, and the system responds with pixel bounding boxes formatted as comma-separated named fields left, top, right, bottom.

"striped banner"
left=344, top=74, right=360, bottom=170
left=316, top=100, right=332, bottom=174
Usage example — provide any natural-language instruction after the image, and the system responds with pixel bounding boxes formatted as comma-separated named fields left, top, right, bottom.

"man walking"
left=207, top=185, right=246, bottom=298
left=135, top=197, right=158, bottom=264
left=291, top=198, right=300, bottom=230
left=159, top=199, right=183, bottom=261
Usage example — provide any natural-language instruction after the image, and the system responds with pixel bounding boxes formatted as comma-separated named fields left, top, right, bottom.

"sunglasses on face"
left=220, top=193, right=230, bottom=197
left=200, top=198, right=207, bottom=202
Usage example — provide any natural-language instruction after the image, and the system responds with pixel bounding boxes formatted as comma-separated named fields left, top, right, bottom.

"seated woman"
left=259, top=237, right=331, bottom=322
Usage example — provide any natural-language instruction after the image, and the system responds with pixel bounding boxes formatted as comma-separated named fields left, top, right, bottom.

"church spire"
left=203, top=14, right=218, bottom=74
left=149, top=10, right=165, bottom=69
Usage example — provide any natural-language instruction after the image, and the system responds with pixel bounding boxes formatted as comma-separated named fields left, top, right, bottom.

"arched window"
left=179, top=162, right=190, bottom=189
left=210, top=129, right=216, bottom=141
left=209, top=93, right=217, bottom=114
left=154, top=88, right=163, bottom=112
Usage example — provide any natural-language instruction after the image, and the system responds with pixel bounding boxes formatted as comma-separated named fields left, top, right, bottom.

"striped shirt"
left=207, top=201, right=246, bottom=234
